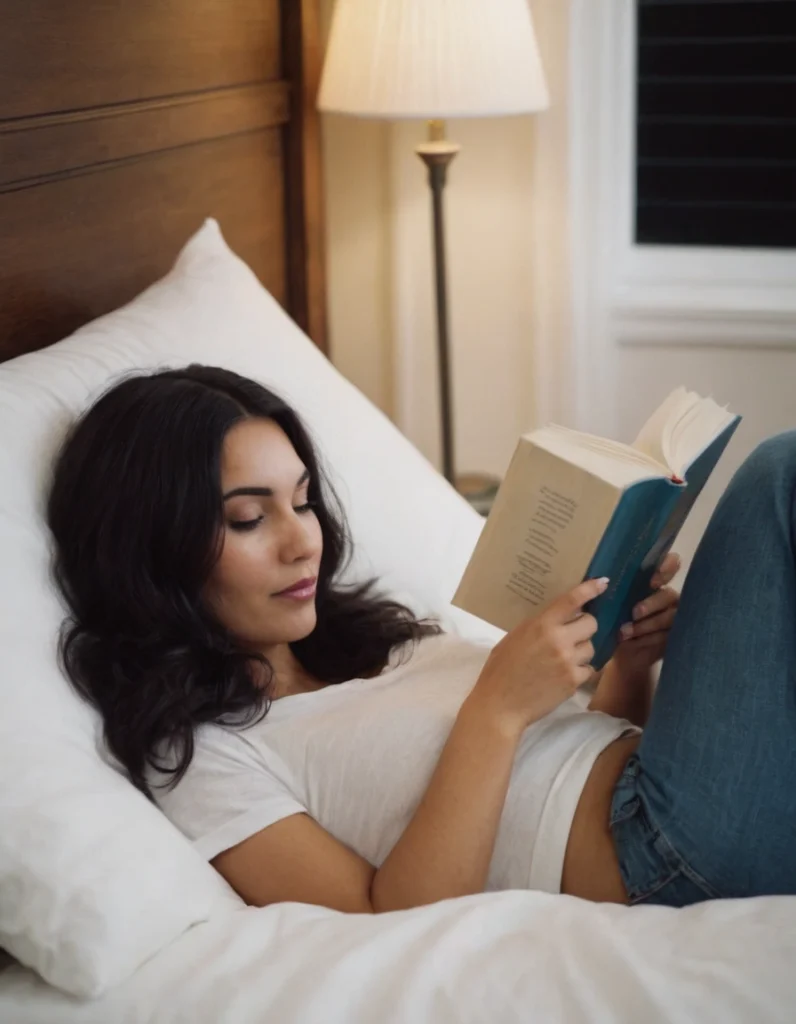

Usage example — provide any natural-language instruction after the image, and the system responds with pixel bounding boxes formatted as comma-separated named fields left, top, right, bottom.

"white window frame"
left=568, top=0, right=796, bottom=432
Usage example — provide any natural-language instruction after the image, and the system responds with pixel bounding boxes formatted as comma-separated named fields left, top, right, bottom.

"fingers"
left=619, top=630, right=668, bottom=654
left=568, top=612, right=599, bottom=643
left=575, top=664, right=597, bottom=687
left=620, top=605, right=677, bottom=640
left=552, top=577, right=609, bottom=622
left=651, top=552, right=681, bottom=589
left=574, top=639, right=595, bottom=667
left=630, top=586, right=679, bottom=623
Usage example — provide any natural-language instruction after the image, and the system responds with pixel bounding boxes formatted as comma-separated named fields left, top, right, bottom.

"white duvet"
left=1, top=891, right=794, bottom=1023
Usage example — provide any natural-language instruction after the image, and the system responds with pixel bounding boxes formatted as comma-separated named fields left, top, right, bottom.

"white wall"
left=616, top=347, right=796, bottom=569
left=569, top=0, right=796, bottom=572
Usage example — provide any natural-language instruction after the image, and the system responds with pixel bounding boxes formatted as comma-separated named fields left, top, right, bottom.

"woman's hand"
left=612, top=552, right=682, bottom=680
left=589, top=553, right=681, bottom=726
left=471, top=576, right=609, bottom=737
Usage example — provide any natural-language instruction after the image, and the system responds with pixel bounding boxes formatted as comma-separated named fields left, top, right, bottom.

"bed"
left=1, top=3, right=795, bottom=1022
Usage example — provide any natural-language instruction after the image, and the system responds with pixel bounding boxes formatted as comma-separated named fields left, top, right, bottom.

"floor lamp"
left=318, top=0, right=549, bottom=498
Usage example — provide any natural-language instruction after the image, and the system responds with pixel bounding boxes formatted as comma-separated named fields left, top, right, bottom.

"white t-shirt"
left=151, top=633, right=636, bottom=894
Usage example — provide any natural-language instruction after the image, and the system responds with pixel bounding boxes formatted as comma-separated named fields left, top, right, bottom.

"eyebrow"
left=223, top=468, right=310, bottom=502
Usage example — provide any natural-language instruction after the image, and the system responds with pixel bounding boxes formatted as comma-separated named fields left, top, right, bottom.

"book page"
left=632, top=387, right=737, bottom=478
left=507, top=485, right=579, bottom=607
left=631, top=387, right=693, bottom=468
left=530, top=426, right=667, bottom=484
left=452, top=440, right=622, bottom=633
left=668, top=401, right=739, bottom=477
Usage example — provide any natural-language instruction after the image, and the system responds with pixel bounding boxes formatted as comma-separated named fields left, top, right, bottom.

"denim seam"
left=609, top=799, right=639, bottom=828
left=669, top=851, right=723, bottom=900
left=609, top=756, right=643, bottom=829
left=612, top=806, right=683, bottom=902
left=611, top=755, right=723, bottom=903
left=639, top=797, right=724, bottom=901
left=626, top=865, right=682, bottom=905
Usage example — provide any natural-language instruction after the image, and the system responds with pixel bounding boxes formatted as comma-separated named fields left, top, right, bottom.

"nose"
left=279, top=508, right=317, bottom=564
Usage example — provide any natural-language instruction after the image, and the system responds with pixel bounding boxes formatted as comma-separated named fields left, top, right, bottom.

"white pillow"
left=0, top=219, right=498, bottom=999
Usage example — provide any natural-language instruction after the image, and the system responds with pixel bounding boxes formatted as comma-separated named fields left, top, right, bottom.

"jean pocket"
left=610, top=756, right=721, bottom=906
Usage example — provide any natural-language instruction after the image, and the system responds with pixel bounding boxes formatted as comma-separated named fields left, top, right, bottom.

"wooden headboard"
left=0, top=0, right=327, bottom=363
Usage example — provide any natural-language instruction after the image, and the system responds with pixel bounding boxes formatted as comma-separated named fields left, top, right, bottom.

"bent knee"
left=741, top=431, right=796, bottom=485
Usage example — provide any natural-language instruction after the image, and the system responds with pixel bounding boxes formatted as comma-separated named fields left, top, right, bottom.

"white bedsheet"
left=1, top=891, right=794, bottom=1023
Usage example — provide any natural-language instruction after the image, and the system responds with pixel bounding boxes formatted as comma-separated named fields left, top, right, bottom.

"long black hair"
left=47, top=365, right=441, bottom=797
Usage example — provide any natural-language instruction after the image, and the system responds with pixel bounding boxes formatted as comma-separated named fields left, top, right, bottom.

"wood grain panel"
left=0, top=0, right=282, bottom=119
left=0, top=0, right=328, bottom=361
left=283, top=0, right=328, bottom=351
left=0, top=84, right=291, bottom=191
left=0, top=131, right=286, bottom=361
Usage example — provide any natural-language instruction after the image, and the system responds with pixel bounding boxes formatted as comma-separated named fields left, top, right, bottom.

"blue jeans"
left=609, top=431, right=796, bottom=906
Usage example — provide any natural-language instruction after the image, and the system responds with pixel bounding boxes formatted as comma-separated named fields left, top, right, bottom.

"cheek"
left=309, top=517, right=324, bottom=555
left=207, top=535, right=276, bottom=607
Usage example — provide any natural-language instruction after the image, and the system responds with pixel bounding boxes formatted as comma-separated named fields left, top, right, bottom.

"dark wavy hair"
left=47, top=365, right=441, bottom=798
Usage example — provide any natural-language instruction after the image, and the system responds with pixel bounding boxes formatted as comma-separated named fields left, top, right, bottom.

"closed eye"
left=229, top=502, right=316, bottom=532
left=228, top=517, right=264, bottom=532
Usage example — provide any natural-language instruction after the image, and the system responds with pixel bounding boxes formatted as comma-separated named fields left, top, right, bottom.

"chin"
left=283, top=606, right=318, bottom=643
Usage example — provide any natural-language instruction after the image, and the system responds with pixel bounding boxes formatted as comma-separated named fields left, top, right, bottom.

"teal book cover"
left=583, top=415, right=742, bottom=671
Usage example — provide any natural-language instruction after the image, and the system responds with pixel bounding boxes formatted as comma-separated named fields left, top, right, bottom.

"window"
left=635, top=0, right=796, bottom=249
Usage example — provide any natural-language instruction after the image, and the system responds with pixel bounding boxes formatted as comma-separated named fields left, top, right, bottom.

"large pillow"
left=0, top=219, right=499, bottom=998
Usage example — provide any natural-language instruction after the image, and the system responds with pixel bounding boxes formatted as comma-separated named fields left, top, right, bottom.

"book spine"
left=590, top=416, right=741, bottom=669
left=583, top=479, right=684, bottom=670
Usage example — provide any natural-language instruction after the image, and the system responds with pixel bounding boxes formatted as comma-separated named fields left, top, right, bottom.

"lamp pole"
left=416, top=120, right=460, bottom=486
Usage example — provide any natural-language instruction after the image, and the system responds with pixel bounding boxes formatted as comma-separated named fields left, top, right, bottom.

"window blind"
left=636, top=0, right=796, bottom=249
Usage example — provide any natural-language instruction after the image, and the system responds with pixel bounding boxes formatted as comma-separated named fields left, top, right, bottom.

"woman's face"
left=204, top=417, right=323, bottom=649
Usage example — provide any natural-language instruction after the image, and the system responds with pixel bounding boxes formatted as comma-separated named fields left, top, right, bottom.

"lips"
left=275, top=575, right=317, bottom=597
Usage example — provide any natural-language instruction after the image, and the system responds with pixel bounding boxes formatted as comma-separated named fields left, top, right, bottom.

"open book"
left=452, top=388, right=741, bottom=670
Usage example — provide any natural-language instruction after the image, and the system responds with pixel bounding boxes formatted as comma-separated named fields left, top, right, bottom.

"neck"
left=259, top=643, right=324, bottom=699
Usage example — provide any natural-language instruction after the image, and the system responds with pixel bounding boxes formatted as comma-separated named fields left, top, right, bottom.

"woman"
left=47, top=365, right=796, bottom=912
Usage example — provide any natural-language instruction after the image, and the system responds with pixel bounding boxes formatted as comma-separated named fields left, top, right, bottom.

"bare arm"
left=371, top=689, right=521, bottom=911
left=588, top=658, right=653, bottom=728
left=212, top=691, right=521, bottom=914
left=212, top=578, right=608, bottom=914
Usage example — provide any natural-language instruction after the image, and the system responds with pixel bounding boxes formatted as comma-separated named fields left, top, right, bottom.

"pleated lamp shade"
left=318, top=0, right=549, bottom=120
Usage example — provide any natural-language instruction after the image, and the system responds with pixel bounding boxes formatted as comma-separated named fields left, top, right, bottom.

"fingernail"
left=597, top=577, right=610, bottom=592
left=620, top=623, right=634, bottom=640
left=633, top=603, right=646, bottom=620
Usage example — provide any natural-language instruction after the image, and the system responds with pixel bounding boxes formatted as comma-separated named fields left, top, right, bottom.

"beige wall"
left=388, top=117, right=537, bottom=477
left=321, top=114, right=394, bottom=418
left=319, top=0, right=542, bottom=479
left=319, top=0, right=394, bottom=418
left=319, top=0, right=796, bottom=539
